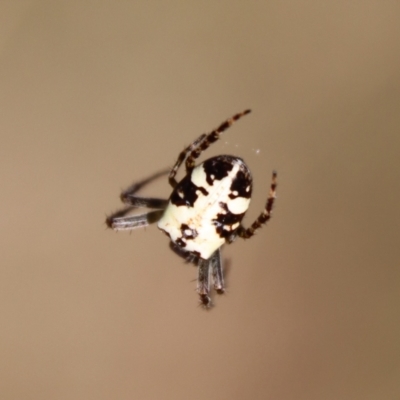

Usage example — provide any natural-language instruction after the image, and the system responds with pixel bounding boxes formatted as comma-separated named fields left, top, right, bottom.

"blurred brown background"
left=1, top=1, right=399, bottom=399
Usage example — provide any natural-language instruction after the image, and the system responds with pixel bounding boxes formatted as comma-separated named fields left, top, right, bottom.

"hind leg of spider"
left=168, top=133, right=207, bottom=188
left=107, top=169, right=169, bottom=228
left=185, top=109, right=251, bottom=171
left=121, top=196, right=168, bottom=209
left=197, top=258, right=212, bottom=308
left=238, top=170, right=277, bottom=239
left=210, top=249, right=225, bottom=294
left=169, top=242, right=199, bottom=265
left=119, top=169, right=170, bottom=207
left=106, top=208, right=165, bottom=231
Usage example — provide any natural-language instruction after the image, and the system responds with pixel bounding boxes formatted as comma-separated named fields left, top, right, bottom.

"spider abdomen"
left=157, top=155, right=253, bottom=260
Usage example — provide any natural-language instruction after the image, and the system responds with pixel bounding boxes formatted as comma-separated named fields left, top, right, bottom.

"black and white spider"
left=106, top=110, right=277, bottom=308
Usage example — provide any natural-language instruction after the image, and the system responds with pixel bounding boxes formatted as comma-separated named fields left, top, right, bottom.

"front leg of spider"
left=107, top=110, right=277, bottom=308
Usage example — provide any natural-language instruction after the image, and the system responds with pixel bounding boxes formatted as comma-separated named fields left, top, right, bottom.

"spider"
left=106, top=110, right=277, bottom=308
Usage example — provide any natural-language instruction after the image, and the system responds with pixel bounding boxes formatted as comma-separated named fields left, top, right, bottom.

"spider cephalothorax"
left=106, top=110, right=277, bottom=307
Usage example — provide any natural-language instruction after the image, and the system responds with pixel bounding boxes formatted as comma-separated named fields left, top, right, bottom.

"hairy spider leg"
left=168, top=109, right=251, bottom=188
left=185, top=109, right=251, bottom=171
left=106, top=169, right=169, bottom=231
left=197, top=257, right=212, bottom=307
left=168, top=133, right=207, bottom=188
left=210, top=249, right=224, bottom=294
left=238, top=170, right=277, bottom=239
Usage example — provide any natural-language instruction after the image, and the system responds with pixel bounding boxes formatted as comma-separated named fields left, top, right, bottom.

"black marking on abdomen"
left=170, top=175, right=208, bottom=207
left=213, top=203, right=244, bottom=239
left=180, top=223, right=198, bottom=239
left=176, top=238, right=186, bottom=247
left=202, top=156, right=234, bottom=185
left=229, top=169, right=252, bottom=199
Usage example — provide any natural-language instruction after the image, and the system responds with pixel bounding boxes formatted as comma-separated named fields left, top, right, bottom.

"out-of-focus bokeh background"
left=1, top=2, right=399, bottom=399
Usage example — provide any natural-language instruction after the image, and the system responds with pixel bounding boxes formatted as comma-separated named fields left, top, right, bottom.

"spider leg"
left=169, top=242, right=199, bottom=264
left=197, top=257, right=212, bottom=308
left=106, top=209, right=164, bottom=231
left=210, top=249, right=225, bottom=294
left=169, top=244, right=220, bottom=306
left=168, top=133, right=207, bottom=188
left=185, top=109, right=251, bottom=171
left=238, top=170, right=277, bottom=239
left=121, top=196, right=168, bottom=209
left=106, top=169, right=169, bottom=229
left=120, top=168, right=169, bottom=208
